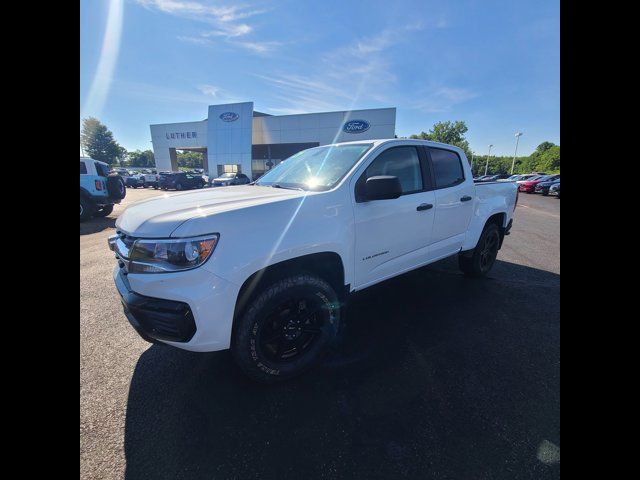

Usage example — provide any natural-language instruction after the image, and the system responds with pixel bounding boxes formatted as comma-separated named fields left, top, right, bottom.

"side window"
left=429, top=148, right=465, bottom=189
left=95, top=163, right=110, bottom=177
left=80, top=161, right=87, bottom=174
left=363, top=146, right=423, bottom=194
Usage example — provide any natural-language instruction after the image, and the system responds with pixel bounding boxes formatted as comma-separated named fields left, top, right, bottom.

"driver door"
left=352, top=145, right=436, bottom=289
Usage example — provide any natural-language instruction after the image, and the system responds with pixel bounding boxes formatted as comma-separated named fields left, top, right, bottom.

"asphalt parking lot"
left=80, top=187, right=559, bottom=480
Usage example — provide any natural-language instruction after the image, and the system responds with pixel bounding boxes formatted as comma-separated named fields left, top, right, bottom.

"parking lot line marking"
left=517, top=204, right=559, bottom=219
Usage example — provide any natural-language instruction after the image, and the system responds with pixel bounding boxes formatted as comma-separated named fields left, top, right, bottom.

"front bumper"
left=115, top=270, right=197, bottom=343
left=112, top=261, right=240, bottom=352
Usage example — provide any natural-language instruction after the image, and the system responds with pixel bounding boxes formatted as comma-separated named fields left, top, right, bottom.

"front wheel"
left=458, top=223, right=501, bottom=277
left=80, top=196, right=93, bottom=223
left=231, top=274, right=340, bottom=383
left=175, top=183, right=183, bottom=191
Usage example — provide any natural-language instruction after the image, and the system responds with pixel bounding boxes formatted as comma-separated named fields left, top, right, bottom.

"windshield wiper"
left=272, top=184, right=305, bottom=191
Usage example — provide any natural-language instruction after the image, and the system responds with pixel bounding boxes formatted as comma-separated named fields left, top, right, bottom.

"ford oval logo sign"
left=343, top=119, right=370, bottom=134
left=219, top=112, right=239, bottom=122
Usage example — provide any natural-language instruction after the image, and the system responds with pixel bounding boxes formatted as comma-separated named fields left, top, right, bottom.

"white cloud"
left=113, top=80, right=241, bottom=106
left=197, top=84, right=221, bottom=97
left=229, top=40, right=282, bottom=54
left=137, top=0, right=276, bottom=53
left=412, top=87, right=479, bottom=113
left=257, top=24, right=423, bottom=113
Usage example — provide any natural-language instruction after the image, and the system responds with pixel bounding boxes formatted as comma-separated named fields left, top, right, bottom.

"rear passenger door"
left=425, top=147, right=475, bottom=260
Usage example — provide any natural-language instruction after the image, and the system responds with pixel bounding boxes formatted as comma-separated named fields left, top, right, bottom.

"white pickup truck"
left=109, top=139, right=517, bottom=383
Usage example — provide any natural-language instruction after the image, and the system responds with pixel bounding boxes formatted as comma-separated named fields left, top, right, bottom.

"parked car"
left=109, top=139, right=518, bottom=383
left=549, top=182, right=560, bottom=198
left=112, top=168, right=130, bottom=177
left=140, top=171, right=158, bottom=188
left=518, top=174, right=560, bottom=193
left=473, top=175, right=493, bottom=182
left=124, top=172, right=145, bottom=188
left=158, top=171, right=205, bottom=190
left=513, top=174, right=540, bottom=183
left=499, top=174, right=521, bottom=182
left=482, top=173, right=511, bottom=182
left=499, top=174, right=539, bottom=182
left=80, top=157, right=126, bottom=222
left=534, top=176, right=560, bottom=195
left=210, top=172, right=252, bottom=187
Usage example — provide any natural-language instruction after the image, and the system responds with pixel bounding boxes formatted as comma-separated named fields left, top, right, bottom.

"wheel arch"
left=232, top=252, right=347, bottom=336
left=80, top=187, right=94, bottom=203
left=462, top=210, right=508, bottom=253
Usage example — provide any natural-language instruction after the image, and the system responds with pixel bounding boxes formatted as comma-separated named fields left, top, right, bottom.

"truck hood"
left=115, top=185, right=306, bottom=237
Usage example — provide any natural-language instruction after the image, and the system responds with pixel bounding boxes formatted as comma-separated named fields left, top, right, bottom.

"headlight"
left=128, top=234, right=219, bottom=273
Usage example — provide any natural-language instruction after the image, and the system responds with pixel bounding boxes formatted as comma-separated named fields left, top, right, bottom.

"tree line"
left=409, top=120, right=559, bottom=175
left=81, top=117, right=559, bottom=175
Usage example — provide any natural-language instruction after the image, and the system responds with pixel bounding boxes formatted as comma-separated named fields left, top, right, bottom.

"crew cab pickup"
left=109, top=139, right=517, bottom=383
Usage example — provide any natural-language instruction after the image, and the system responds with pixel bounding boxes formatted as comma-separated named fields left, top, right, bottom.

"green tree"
left=177, top=151, right=204, bottom=169
left=128, top=150, right=155, bottom=168
left=80, top=117, right=126, bottom=165
left=516, top=142, right=559, bottom=174
left=536, top=145, right=560, bottom=173
left=535, top=141, right=556, bottom=154
left=410, top=120, right=471, bottom=159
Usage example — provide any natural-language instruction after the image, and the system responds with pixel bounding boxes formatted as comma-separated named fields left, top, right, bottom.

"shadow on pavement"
left=80, top=216, right=117, bottom=235
left=124, top=257, right=560, bottom=480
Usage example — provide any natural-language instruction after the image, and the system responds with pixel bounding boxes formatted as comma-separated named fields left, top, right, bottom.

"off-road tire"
left=231, top=273, right=340, bottom=384
left=80, top=195, right=94, bottom=222
left=94, top=204, right=114, bottom=217
left=458, top=223, right=501, bottom=277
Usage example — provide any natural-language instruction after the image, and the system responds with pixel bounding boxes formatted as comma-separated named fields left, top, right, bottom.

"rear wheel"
left=176, top=183, right=183, bottom=191
left=458, top=223, right=501, bottom=277
left=231, top=273, right=340, bottom=383
left=93, top=204, right=114, bottom=217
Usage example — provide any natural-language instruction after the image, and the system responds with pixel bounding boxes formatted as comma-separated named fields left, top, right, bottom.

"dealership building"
left=150, top=102, right=396, bottom=180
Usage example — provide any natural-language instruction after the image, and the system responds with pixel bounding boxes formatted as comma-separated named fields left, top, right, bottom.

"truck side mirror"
left=361, top=176, right=402, bottom=201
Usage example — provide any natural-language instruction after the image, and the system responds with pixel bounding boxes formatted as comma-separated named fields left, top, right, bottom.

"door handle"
left=460, top=196, right=473, bottom=202
left=417, top=203, right=433, bottom=211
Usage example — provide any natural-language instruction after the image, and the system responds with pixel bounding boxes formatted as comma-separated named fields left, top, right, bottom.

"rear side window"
left=364, top=146, right=423, bottom=193
left=80, top=161, right=87, bottom=174
left=429, top=148, right=465, bottom=189
left=95, top=163, right=110, bottom=177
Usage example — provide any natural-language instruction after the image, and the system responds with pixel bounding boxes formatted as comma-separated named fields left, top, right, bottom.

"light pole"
left=511, top=132, right=523, bottom=174
left=484, top=144, right=493, bottom=175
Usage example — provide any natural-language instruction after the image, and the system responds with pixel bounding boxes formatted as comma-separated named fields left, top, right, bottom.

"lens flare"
left=81, top=0, right=124, bottom=117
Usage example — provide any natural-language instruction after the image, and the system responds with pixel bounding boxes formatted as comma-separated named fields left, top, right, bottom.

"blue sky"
left=80, top=0, right=559, bottom=156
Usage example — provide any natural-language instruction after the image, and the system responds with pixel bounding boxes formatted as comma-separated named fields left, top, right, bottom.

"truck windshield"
left=256, top=143, right=372, bottom=191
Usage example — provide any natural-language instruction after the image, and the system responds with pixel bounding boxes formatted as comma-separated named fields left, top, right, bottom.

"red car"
left=518, top=174, right=559, bottom=193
